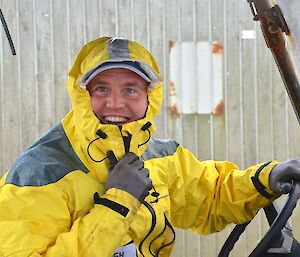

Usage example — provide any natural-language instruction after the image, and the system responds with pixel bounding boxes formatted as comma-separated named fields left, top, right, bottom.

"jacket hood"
left=64, top=37, right=163, bottom=161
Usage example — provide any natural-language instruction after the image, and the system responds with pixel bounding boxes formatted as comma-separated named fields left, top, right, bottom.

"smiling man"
left=1, top=36, right=300, bottom=257
left=86, top=67, right=149, bottom=125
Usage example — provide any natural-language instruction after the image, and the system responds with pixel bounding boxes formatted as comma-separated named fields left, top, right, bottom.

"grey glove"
left=269, top=158, right=300, bottom=194
left=106, top=151, right=152, bottom=202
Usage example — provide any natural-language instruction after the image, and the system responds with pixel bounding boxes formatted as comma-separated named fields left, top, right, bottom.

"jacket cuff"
left=251, top=160, right=279, bottom=199
left=98, top=188, right=141, bottom=216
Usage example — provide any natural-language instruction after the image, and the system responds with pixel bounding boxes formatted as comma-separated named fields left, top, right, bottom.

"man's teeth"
left=104, top=116, right=128, bottom=123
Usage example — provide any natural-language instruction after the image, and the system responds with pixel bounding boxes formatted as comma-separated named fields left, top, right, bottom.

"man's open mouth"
left=101, top=116, right=129, bottom=124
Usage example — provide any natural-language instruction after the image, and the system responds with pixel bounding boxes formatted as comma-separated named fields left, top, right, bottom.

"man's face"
left=86, top=68, right=149, bottom=125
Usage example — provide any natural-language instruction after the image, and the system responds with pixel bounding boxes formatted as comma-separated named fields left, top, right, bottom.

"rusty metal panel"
left=182, top=42, right=198, bottom=113
left=169, top=40, right=223, bottom=114
left=211, top=42, right=224, bottom=115
left=197, top=41, right=212, bottom=113
left=169, top=41, right=198, bottom=114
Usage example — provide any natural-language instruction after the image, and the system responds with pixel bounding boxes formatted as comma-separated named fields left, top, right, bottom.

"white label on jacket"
left=112, top=242, right=137, bottom=257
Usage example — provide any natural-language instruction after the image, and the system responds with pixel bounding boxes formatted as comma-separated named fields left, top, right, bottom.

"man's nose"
left=105, top=93, right=125, bottom=108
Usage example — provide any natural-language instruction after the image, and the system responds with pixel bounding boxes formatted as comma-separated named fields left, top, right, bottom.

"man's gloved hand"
left=269, top=158, right=300, bottom=194
left=106, top=151, right=152, bottom=202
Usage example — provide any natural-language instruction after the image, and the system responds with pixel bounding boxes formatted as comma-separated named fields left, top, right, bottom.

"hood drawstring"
left=138, top=122, right=152, bottom=148
left=87, top=129, right=108, bottom=162
left=87, top=121, right=152, bottom=162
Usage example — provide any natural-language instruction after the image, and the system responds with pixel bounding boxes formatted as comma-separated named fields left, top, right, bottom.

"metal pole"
left=248, top=0, right=300, bottom=124
left=0, top=9, right=16, bottom=55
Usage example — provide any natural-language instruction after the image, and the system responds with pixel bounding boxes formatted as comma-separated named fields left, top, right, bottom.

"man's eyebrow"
left=123, top=82, right=140, bottom=86
left=90, top=78, right=108, bottom=84
left=123, top=82, right=148, bottom=90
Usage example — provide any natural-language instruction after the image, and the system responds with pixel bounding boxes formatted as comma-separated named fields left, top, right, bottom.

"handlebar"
left=249, top=182, right=300, bottom=256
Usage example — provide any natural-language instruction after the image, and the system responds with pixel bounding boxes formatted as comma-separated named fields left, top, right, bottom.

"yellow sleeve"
left=0, top=178, right=140, bottom=257
left=167, top=145, right=278, bottom=235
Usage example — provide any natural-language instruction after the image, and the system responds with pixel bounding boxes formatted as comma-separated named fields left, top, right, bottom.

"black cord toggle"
left=151, top=192, right=159, bottom=197
left=150, top=185, right=160, bottom=203
left=96, top=129, right=107, bottom=139
left=141, top=121, right=152, bottom=131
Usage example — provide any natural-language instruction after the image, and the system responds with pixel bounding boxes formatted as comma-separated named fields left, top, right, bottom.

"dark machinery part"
left=0, top=8, right=16, bottom=55
left=248, top=0, right=300, bottom=124
left=218, top=183, right=300, bottom=257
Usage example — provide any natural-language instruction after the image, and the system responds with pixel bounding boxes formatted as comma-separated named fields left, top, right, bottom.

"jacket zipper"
left=148, top=215, right=167, bottom=256
left=139, top=201, right=157, bottom=257
left=122, top=135, right=132, bottom=153
left=155, top=214, right=176, bottom=256
left=121, top=129, right=158, bottom=256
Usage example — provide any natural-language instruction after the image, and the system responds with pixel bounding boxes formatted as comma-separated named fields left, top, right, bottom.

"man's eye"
left=124, top=87, right=137, bottom=94
left=94, top=86, right=109, bottom=93
left=89, top=85, right=110, bottom=96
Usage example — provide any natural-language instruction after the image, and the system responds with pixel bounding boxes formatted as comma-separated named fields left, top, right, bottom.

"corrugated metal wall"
left=1, top=0, right=300, bottom=256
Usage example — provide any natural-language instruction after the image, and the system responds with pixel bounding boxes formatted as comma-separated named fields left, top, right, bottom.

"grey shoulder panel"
left=142, top=138, right=179, bottom=161
left=6, top=123, right=89, bottom=186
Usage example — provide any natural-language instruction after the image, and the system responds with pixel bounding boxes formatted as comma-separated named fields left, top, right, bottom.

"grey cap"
left=79, top=60, right=162, bottom=89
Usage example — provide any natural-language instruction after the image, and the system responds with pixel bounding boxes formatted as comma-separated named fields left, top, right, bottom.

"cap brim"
left=80, top=62, right=152, bottom=87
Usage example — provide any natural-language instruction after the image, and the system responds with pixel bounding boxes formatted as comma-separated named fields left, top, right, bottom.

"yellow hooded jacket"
left=0, top=37, right=278, bottom=257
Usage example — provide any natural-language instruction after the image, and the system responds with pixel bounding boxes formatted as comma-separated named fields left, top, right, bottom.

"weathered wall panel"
left=17, top=1, right=37, bottom=150
left=240, top=1, right=260, bottom=254
left=1, top=0, right=300, bottom=256
left=1, top=0, right=20, bottom=171
left=52, top=0, right=70, bottom=121
left=35, top=0, right=55, bottom=134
